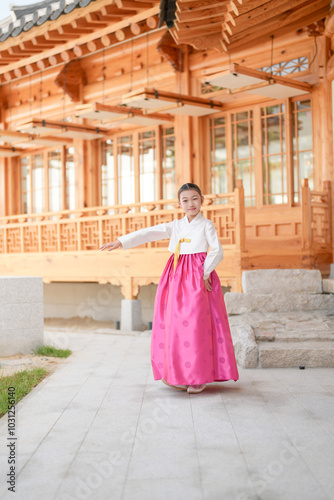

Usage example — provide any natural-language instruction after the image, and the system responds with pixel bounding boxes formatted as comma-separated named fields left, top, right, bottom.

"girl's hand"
left=100, top=239, right=122, bottom=251
left=204, top=276, right=212, bottom=292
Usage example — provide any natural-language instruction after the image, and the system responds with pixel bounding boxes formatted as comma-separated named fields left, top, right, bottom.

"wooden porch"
left=0, top=178, right=332, bottom=296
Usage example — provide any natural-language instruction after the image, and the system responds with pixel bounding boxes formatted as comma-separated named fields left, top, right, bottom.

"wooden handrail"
left=0, top=192, right=235, bottom=224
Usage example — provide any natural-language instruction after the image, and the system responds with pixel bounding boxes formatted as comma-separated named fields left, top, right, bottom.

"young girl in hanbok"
left=100, top=183, right=239, bottom=394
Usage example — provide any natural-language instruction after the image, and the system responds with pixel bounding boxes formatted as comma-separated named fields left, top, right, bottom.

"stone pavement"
left=0, top=330, right=333, bottom=500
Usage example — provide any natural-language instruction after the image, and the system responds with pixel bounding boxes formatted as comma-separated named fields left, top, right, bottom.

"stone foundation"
left=226, top=269, right=334, bottom=369
left=0, top=277, right=44, bottom=356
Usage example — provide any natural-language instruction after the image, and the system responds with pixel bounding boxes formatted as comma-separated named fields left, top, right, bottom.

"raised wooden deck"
left=0, top=179, right=332, bottom=295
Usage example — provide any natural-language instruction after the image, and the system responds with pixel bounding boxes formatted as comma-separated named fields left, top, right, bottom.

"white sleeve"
left=203, top=221, right=224, bottom=280
left=117, top=221, right=173, bottom=250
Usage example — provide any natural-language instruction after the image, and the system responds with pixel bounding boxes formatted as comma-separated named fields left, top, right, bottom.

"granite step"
left=258, top=340, right=334, bottom=368
left=323, top=278, right=334, bottom=294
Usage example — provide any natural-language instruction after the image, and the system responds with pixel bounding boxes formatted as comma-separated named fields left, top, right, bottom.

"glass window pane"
left=21, top=157, right=30, bottom=214
left=66, top=147, right=75, bottom=211
left=101, top=141, right=115, bottom=210
left=32, top=154, right=45, bottom=213
left=212, top=164, right=227, bottom=194
left=140, top=131, right=157, bottom=203
left=48, top=150, right=62, bottom=212
left=292, top=100, right=313, bottom=202
left=162, top=127, right=176, bottom=202
left=118, top=135, right=134, bottom=205
left=262, top=103, right=287, bottom=205
left=231, top=111, right=255, bottom=206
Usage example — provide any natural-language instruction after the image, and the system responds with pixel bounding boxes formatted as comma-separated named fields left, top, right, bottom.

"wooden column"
left=84, top=139, right=99, bottom=207
left=0, top=159, right=5, bottom=216
left=174, top=45, right=193, bottom=185
left=190, top=76, right=205, bottom=190
left=6, top=158, right=20, bottom=215
left=312, top=36, right=334, bottom=189
left=301, top=178, right=311, bottom=250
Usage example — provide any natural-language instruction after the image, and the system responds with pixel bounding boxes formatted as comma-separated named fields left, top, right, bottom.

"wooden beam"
left=228, top=4, right=330, bottom=50
left=232, top=0, right=321, bottom=34
left=177, top=1, right=229, bottom=11
left=174, top=26, right=222, bottom=42
left=0, top=0, right=121, bottom=52
left=115, top=0, right=154, bottom=10
left=176, top=6, right=227, bottom=22
left=0, top=6, right=160, bottom=76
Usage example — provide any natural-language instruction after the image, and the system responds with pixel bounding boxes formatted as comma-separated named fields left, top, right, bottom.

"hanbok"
left=117, top=211, right=239, bottom=386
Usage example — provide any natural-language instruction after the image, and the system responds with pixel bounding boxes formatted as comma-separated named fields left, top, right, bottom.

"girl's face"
left=178, top=189, right=204, bottom=221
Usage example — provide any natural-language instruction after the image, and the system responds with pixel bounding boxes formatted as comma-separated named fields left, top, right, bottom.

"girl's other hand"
left=204, top=276, right=212, bottom=292
left=100, top=239, right=122, bottom=251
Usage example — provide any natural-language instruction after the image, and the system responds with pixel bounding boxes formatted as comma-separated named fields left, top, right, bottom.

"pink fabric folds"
left=151, top=252, right=239, bottom=386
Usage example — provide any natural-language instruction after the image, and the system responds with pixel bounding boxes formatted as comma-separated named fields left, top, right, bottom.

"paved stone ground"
left=0, top=330, right=333, bottom=500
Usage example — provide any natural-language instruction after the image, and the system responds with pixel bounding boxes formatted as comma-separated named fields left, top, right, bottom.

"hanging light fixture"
left=203, top=63, right=312, bottom=99
left=0, top=146, right=24, bottom=157
left=121, top=42, right=223, bottom=116
left=120, top=87, right=223, bottom=116
left=75, top=102, right=174, bottom=126
left=17, top=119, right=108, bottom=139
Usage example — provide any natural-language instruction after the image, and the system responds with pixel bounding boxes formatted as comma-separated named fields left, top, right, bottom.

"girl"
left=100, top=183, right=239, bottom=394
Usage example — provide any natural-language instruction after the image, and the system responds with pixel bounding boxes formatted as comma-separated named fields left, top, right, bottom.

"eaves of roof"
left=0, top=0, right=96, bottom=42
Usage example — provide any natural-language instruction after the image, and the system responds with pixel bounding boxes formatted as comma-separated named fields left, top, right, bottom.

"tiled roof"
left=0, top=0, right=96, bottom=42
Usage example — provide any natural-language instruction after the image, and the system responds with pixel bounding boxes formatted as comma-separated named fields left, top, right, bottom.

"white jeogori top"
left=117, top=211, right=224, bottom=280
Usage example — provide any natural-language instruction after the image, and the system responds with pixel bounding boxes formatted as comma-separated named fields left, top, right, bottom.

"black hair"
left=177, top=183, right=202, bottom=201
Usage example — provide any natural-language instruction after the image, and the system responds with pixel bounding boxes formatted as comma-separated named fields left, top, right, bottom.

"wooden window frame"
left=206, top=95, right=313, bottom=209
left=98, top=125, right=175, bottom=207
left=19, top=146, right=73, bottom=214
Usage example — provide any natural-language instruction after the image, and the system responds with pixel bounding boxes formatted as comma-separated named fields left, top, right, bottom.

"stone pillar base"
left=121, top=300, right=142, bottom=331
left=0, top=276, right=44, bottom=356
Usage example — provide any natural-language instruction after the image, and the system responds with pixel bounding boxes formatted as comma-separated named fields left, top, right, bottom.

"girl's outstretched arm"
left=100, top=239, right=123, bottom=251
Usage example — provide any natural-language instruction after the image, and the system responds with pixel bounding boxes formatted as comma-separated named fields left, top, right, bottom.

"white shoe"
left=162, top=379, right=188, bottom=391
left=187, top=384, right=207, bottom=394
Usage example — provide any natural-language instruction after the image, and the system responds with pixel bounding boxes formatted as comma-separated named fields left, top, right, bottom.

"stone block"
left=241, top=269, right=322, bottom=295
left=329, top=264, right=334, bottom=279
left=0, top=277, right=44, bottom=356
left=2, top=302, right=44, bottom=330
left=0, top=276, right=43, bottom=304
left=225, top=292, right=334, bottom=315
left=231, top=324, right=258, bottom=368
left=322, top=279, right=334, bottom=294
left=0, top=329, right=44, bottom=357
left=121, top=300, right=143, bottom=331
left=259, top=341, right=334, bottom=368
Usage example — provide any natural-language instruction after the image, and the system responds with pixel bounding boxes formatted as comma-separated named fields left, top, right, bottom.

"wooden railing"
left=0, top=181, right=246, bottom=254
left=301, top=179, right=332, bottom=249
left=0, top=178, right=331, bottom=261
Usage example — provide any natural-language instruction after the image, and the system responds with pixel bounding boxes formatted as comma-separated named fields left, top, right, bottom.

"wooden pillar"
left=0, top=159, right=5, bottom=216
left=174, top=45, right=193, bottom=185
left=301, top=178, right=311, bottom=250
left=312, top=36, right=334, bottom=189
left=189, top=77, right=205, bottom=190
left=6, top=157, right=20, bottom=215
left=84, top=139, right=99, bottom=207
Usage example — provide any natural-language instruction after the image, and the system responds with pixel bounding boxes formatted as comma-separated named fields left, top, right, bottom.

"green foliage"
left=0, top=368, right=47, bottom=417
left=33, top=345, right=72, bottom=358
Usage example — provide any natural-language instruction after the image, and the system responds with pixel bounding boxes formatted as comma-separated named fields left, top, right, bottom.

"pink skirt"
left=151, top=252, right=239, bottom=386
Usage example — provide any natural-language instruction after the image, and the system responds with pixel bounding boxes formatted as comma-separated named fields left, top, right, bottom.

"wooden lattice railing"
left=301, top=179, right=332, bottom=249
left=0, top=178, right=331, bottom=258
left=0, top=181, right=246, bottom=254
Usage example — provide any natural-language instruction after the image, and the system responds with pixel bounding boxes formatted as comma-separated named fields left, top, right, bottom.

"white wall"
left=44, top=282, right=157, bottom=325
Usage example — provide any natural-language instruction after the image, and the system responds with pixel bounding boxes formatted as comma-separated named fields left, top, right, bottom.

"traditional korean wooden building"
left=0, top=0, right=333, bottom=325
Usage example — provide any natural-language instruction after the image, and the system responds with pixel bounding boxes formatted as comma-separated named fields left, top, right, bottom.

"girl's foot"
left=162, top=378, right=188, bottom=391
left=187, top=384, right=207, bottom=394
